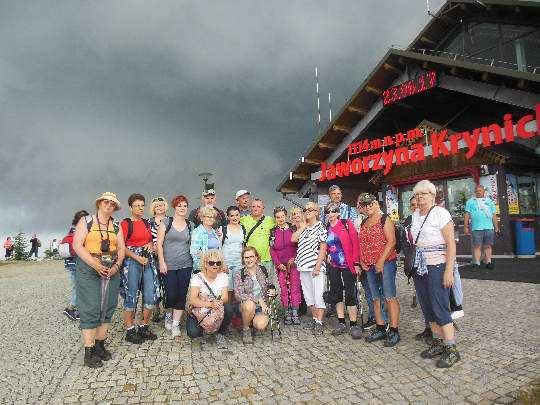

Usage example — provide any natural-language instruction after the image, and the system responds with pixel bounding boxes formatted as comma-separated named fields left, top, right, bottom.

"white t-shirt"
left=190, top=272, right=228, bottom=298
left=410, top=206, right=453, bottom=265
left=296, top=221, right=327, bottom=272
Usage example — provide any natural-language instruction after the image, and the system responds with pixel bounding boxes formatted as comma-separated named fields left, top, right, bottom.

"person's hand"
left=108, top=263, right=120, bottom=277
left=277, top=264, right=287, bottom=272
left=223, top=265, right=229, bottom=274
left=260, top=302, right=268, bottom=314
left=287, top=258, right=295, bottom=268
left=210, top=300, right=221, bottom=310
left=160, top=261, right=168, bottom=274
left=95, top=263, right=110, bottom=278
left=463, top=226, right=470, bottom=235
left=375, top=259, right=384, bottom=273
left=443, top=269, right=454, bottom=288
left=216, top=227, right=223, bottom=238
left=326, top=255, right=331, bottom=264
left=354, top=264, right=361, bottom=274
left=137, top=255, right=149, bottom=266
left=312, top=264, right=321, bottom=277
left=144, top=242, right=154, bottom=252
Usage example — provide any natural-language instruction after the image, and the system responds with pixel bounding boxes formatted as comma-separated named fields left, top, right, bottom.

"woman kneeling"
left=234, top=247, right=269, bottom=344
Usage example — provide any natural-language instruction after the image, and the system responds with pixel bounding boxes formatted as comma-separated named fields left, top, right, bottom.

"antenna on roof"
left=426, top=0, right=436, bottom=17
left=315, top=67, right=321, bottom=135
left=328, top=92, right=332, bottom=123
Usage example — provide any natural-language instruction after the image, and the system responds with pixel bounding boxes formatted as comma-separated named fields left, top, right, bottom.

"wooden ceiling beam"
left=332, top=124, right=352, bottom=134
left=302, top=158, right=322, bottom=166
left=365, top=85, right=382, bottom=96
left=420, top=36, right=436, bottom=46
left=280, top=187, right=299, bottom=194
left=347, top=105, right=368, bottom=115
left=318, top=142, right=338, bottom=150
left=383, top=63, right=402, bottom=75
left=291, top=173, right=310, bottom=181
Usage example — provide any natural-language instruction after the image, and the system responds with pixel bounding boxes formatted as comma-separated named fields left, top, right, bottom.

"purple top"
left=270, top=226, right=298, bottom=268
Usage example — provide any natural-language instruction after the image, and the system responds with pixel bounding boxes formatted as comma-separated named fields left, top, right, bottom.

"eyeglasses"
left=416, top=192, right=432, bottom=197
left=303, top=208, right=316, bottom=213
left=325, top=208, right=339, bottom=214
left=203, top=215, right=215, bottom=219
left=152, top=197, right=165, bottom=203
left=208, top=261, right=222, bottom=267
left=132, top=204, right=145, bottom=208
left=243, top=255, right=256, bottom=260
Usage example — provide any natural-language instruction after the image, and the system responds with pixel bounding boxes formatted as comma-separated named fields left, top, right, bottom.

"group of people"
left=64, top=181, right=463, bottom=370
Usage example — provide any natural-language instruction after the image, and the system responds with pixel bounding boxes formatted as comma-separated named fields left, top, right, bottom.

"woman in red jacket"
left=325, top=202, right=362, bottom=339
left=270, top=207, right=301, bottom=325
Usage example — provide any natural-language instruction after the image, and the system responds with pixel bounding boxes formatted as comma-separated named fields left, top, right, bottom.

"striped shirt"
left=295, top=221, right=327, bottom=272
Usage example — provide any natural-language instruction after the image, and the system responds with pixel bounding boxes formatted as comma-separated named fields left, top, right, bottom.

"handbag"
left=403, top=206, right=434, bottom=278
left=186, top=275, right=224, bottom=337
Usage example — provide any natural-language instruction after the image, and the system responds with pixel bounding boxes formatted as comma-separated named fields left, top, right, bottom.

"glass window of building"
left=517, top=175, right=538, bottom=215
left=447, top=177, right=476, bottom=218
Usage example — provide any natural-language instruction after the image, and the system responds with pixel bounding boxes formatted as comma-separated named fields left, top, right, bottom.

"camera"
left=100, top=239, right=110, bottom=253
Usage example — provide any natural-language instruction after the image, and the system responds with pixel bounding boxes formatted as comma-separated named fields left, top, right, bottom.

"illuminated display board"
left=382, top=71, right=437, bottom=106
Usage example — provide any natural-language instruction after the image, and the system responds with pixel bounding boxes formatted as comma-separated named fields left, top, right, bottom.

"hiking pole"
left=286, top=263, right=293, bottom=321
left=354, top=274, right=364, bottom=330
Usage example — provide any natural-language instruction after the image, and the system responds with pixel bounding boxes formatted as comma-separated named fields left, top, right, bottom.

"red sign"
left=382, top=71, right=437, bottom=106
left=318, top=104, right=540, bottom=182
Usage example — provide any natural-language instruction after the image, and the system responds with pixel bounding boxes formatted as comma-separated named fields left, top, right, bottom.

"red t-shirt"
left=121, top=219, right=152, bottom=247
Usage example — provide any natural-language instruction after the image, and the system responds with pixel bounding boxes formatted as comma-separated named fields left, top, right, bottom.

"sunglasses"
left=208, top=260, right=222, bottom=267
left=152, top=197, right=165, bottom=203
left=303, top=208, right=316, bottom=213
left=325, top=208, right=339, bottom=214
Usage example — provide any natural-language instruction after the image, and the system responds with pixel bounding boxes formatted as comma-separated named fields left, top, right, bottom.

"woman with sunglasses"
left=156, top=195, right=193, bottom=338
left=73, top=192, right=125, bottom=368
left=234, top=246, right=270, bottom=344
left=292, top=202, right=327, bottom=335
left=270, top=207, right=301, bottom=325
left=324, top=202, right=363, bottom=339
left=357, top=193, right=400, bottom=347
left=187, top=250, right=232, bottom=349
left=190, top=206, right=222, bottom=272
left=148, top=196, right=169, bottom=322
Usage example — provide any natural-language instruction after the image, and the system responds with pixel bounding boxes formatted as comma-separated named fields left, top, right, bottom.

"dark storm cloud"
left=0, top=0, right=445, bottom=237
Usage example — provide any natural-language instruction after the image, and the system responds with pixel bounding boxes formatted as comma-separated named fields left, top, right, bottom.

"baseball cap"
left=202, top=189, right=216, bottom=197
left=235, top=189, right=250, bottom=199
left=357, top=193, right=377, bottom=205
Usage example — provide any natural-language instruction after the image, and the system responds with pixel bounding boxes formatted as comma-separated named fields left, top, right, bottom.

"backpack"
left=164, top=216, right=193, bottom=240
left=222, top=223, right=246, bottom=242
left=361, top=214, right=402, bottom=254
left=59, top=228, right=75, bottom=258
left=269, top=223, right=293, bottom=248
left=85, top=215, right=120, bottom=234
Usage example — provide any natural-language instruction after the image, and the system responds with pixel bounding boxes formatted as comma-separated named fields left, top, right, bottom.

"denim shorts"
left=366, top=260, right=397, bottom=300
left=472, top=229, right=494, bottom=246
left=121, top=257, right=157, bottom=310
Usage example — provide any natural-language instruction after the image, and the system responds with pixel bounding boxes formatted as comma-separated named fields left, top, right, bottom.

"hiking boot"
left=138, top=325, right=157, bottom=341
left=421, top=338, right=444, bottom=359
left=152, top=307, right=162, bottom=323
left=436, top=345, right=461, bottom=368
left=470, top=263, right=480, bottom=269
left=94, top=339, right=112, bottom=361
left=331, top=322, right=347, bottom=336
left=164, top=313, right=173, bottom=331
left=84, top=346, right=103, bottom=368
left=216, top=333, right=229, bottom=350
left=365, top=327, right=387, bottom=343
left=415, top=327, right=432, bottom=341
left=384, top=330, right=401, bottom=347
left=63, top=307, right=77, bottom=321
left=362, top=316, right=376, bottom=331
left=284, top=310, right=293, bottom=325
left=125, top=328, right=144, bottom=344
left=242, top=329, right=253, bottom=344
left=171, top=324, right=181, bottom=338
left=313, top=321, right=324, bottom=335
left=486, top=262, right=494, bottom=270
left=303, top=318, right=315, bottom=330
left=350, top=325, right=363, bottom=340
left=73, top=308, right=80, bottom=320
left=292, top=314, right=301, bottom=325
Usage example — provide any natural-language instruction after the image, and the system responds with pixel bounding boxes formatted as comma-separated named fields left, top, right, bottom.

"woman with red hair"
left=156, top=195, right=194, bottom=338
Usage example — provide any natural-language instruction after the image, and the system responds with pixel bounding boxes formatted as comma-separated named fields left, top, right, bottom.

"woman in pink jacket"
left=325, top=202, right=362, bottom=339
left=270, top=207, right=301, bottom=325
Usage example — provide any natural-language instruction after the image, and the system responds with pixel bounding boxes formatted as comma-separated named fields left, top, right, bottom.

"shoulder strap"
left=414, top=206, right=435, bottom=245
left=165, top=216, right=174, bottom=235
left=198, top=274, right=218, bottom=299
left=240, top=223, right=246, bottom=237
left=244, top=216, right=266, bottom=245
left=124, top=218, right=133, bottom=241
left=341, top=218, right=349, bottom=231
left=222, top=224, right=228, bottom=241
left=259, top=264, right=269, bottom=278
left=112, top=220, right=120, bottom=235
left=85, top=215, right=93, bottom=232
left=142, top=218, right=151, bottom=231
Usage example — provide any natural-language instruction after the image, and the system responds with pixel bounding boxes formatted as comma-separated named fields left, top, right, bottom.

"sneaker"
left=365, top=327, right=387, bottom=343
left=125, top=327, right=144, bottom=344
left=138, top=325, right=158, bottom=341
left=436, top=345, right=461, bottom=368
left=486, top=262, right=494, bottom=270
left=164, top=313, right=173, bottom=331
left=171, top=324, right=181, bottom=338
left=415, top=327, right=432, bottom=341
left=63, top=307, right=77, bottom=321
left=470, top=263, right=480, bottom=269
left=303, top=318, right=315, bottom=330
left=421, top=338, right=444, bottom=359
left=384, top=330, right=401, bottom=347
left=73, top=309, right=80, bottom=320
left=242, top=329, right=253, bottom=344
left=313, top=321, right=324, bottom=335
left=331, top=322, right=347, bottom=336
left=451, top=309, right=465, bottom=320
left=83, top=346, right=103, bottom=368
left=362, top=316, right=376, bottom=331
left=292, top=314, right=301, bottom=325
left=284, top=310, right=293, bottom=325
left=350, top=325, right=363, bottom=340
left=215, top=333, right=228, bottom=350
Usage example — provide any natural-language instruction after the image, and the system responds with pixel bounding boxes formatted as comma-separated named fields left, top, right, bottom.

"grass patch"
left=518, top=378, right=540, bottom=405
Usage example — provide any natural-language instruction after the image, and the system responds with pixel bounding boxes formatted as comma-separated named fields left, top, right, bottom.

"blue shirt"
left=465, top=197, right=496, bottom=231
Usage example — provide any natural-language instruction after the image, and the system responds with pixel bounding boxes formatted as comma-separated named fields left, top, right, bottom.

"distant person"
left=240, top=199, right=277, bottom=294
left=188, top=187, right=226, bottom=229
left=320, top=185, right=358, bottom=226
left=63, top=210, right=89, bottom=321
left=72, top=192, right=125, bottom=368
left=4, top=237, right=14, bottom=258
left=464, top=185, right=499, bottom=269
left=50, top=239, right=59, bottom=255
left=190, top=206, right=222, bottom=272
left=235, top=189, right=251, bottom=217
left=29, top=234, right=40, bottom=258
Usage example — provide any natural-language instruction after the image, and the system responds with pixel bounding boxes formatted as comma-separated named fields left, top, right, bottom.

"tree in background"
left=12, top=232, right=29, bottom=260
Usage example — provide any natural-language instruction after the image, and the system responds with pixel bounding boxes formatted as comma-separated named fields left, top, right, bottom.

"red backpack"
left=59, top=229, right=76, bottom=258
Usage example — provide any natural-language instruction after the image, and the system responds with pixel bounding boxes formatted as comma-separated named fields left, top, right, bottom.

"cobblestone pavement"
left=1, top=261, right=539, bottom=404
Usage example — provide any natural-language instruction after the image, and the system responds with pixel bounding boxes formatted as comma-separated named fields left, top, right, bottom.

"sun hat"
left=95, top=192, right=121, bottom=211
left=235, top=189, right=250, bottom=199
left=202, top=188, right=216, bottom=197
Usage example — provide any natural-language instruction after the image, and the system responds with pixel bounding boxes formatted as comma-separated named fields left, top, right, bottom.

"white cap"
left=235, top=189, right=250, bottom=199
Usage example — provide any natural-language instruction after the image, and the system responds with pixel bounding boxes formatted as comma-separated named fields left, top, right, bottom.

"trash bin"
left=514, top=219, right=536, bottom=258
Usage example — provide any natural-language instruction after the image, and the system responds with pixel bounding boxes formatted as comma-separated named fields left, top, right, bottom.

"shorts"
left=471, top=229, right=494, bottom=246
left=366, top=260, right=397, bottom=301
left=299, top=267, right=326, bottom=309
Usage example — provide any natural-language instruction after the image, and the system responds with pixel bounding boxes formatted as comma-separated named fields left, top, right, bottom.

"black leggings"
left=163, top=267, right=192, bottom=310
left=327, top=264, right=358, bottom=307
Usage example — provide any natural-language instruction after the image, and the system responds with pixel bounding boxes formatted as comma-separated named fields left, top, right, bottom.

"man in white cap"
left=235, top=189, right=251, bottom=217
left=188, top=187, right=226, bottom=228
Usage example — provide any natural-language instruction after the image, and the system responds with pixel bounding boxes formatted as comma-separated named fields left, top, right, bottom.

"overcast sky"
left=0, top=0, right=446, bottom=244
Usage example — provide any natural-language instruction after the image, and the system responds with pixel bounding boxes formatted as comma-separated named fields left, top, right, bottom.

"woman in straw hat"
left=73, top=192, right=126, bottom=368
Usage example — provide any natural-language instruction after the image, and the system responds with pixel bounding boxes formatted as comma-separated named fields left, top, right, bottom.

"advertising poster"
left=506, top=174, right=520, bottom=214
left=480, top=174, right=500, bottom=214
left=385, top=185, right=400, bottom=221
left=317, top=194, right=330, bottom=210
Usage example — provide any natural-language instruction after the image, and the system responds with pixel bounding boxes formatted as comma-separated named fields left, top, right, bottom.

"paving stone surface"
left=1, top=260, right=538, bottom=404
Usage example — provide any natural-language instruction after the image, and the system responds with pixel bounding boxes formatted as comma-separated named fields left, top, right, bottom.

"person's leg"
left=365, top=269, right=387, bottom=342
left=277, top=269, right=288, bottom=308
left=471, top=231, right=482, bottom=265
left=253, top=313, right=269, bottom=330
left=289, top=266, right=302, bottom=308
left=312, top=272, right=326, bottom=322
left=342, top=270, right=358, bottom=323
left=176, top=268, right=192, bottom=321
left=327, top=265, right=344, bottom=318
left=382, top=261, right=399, bottom=328
left=240, top=300, right=256, bottom=329
left=483, top=230, right=495, bottom=267
left=139, top=264, right=157, bottom=340
left=122, top=258, right=139, bottom=329
left=218, top=303, right=234, bottom=334
left=359, top=271, right=375, bottom=320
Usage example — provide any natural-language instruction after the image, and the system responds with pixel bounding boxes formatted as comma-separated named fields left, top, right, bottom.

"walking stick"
left=286, top=263, right=293, bottom=320
left=354, top=273, right=364, bottom=330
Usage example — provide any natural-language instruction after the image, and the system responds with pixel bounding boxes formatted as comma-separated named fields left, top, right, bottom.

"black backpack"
left=221, top=223, right=247, bottom=242
left=84, top=215, right=120, bottom=234
left=361, top=214, right=402, bottom=254
left=163, top=216, right=193, bottom=241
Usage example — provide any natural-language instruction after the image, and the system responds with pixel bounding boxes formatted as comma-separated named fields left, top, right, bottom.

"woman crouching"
left=187, top=250, right=233, bottom=349
left=234, top=246, right=270, bottom=344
